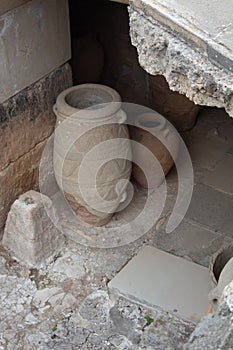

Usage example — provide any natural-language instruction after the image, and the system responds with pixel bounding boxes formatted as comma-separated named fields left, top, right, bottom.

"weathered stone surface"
left=0, top=0, right=29, bottom=16
left=202, top=154, right=233, bottom=195
left=0, top=274, right=37, bottom=347
left=50, top=251, right=86, bottom=281
left=128, top=5, right=233, bottom=117
left=0, top=63, right=72, bottom=237
left=2, top=190, right=65, bottom=267
left=0, top=0, right=71, bottom=103
left=130, top=0, right=233, bottom=70
left=154, top=219, right=232, bottom=268
left=0, top=140, right=46, bottom=237
left=221, top=280, right=233, bottom=312
left=0, top=63, right=72, bottom=165
left=184, top=290, right=233, bottom=350
left=186, top=184, right=233, bottom=237
left=45, top=291, right=193, bottom=350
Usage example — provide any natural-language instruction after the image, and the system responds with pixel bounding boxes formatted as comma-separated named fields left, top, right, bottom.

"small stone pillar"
left=2, top=190, right=64, bottom=267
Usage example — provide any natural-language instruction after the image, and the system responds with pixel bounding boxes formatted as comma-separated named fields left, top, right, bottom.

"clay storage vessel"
left=208, top=244, right=233, bottom=309
left=129, top=112, right=179, bottom=189
left=149, top=75, right=202, bottom=131
left=53, top=84, right=132, bottom=226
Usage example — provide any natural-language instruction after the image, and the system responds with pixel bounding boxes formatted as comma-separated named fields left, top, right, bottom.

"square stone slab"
left=108, top=246, right=211, bottom=322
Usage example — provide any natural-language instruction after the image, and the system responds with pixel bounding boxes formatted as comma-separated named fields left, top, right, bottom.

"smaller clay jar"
left=149, top=75, right=202, bottom=131
left=129, top=112, right=179, bottom=189
left=209, top=244, right=233, bottom=310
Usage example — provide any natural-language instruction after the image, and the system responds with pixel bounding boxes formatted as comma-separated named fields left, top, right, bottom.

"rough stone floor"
left=0, top=107, right=233, bottom=350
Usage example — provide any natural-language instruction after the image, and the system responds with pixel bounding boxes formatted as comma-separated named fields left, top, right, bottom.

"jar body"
left=129, top=112, right=179, bottom=188
left=149, top=75, right=202, bottom=131
left=53, top=84, right=132, bottom=226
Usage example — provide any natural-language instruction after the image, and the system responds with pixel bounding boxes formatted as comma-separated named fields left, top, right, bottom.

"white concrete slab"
left=132, top=0, right=233, bottom=71
left=109, top=246, right=211, bottom=322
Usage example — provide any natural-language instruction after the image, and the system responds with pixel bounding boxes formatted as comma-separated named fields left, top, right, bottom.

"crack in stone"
left=0, top=133, right=52, bottom=172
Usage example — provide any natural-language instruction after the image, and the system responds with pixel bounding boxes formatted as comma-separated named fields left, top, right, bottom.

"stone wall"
left=0, top=0, right=71, bottom=103
left=0, top=64, right=72, bottom=238
left=0, top=0, right=72, bottom=238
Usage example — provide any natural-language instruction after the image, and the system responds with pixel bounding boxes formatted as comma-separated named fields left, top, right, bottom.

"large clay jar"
left=53, top=84, right=132, bottom=226
left=149, top=75, right=202, bottom=131
left=129, top=112, right=179, bottom=189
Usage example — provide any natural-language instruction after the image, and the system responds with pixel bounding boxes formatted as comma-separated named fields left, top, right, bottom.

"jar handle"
left=116, top=109, right=127, bottom=124
left=119, top=190, right=127, bottom=203
left=53, top=104, right=59, bottom=117
left=163, top=128, right=169, bottom=138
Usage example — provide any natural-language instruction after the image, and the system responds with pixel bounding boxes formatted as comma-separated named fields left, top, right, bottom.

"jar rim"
left=55, top=84, right=122, bottom=121
left=135, top=112, right=166, bottom=131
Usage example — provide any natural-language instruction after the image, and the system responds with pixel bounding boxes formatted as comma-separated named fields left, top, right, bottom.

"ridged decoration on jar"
left=53, top=84, right=132, bottom=226
left=129, top=112, right=179, bottom=189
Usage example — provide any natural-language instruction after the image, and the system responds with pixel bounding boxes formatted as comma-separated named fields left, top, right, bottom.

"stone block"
left=0, top=63, right=72, bottom=237
left=0, top=63, right=72, bottom=170
left=108, top=246, right=211, bottom=322
left=184, top=134, right=230, bottom=170
left=0, top=140, right=45, bottom=237
left=154, top=219, right=232, bottom=267
left=0, top=1, right=29, bottom=16
left=2, top=190, right=64, bottom=267
left=0, top=0, right=71, bottom=102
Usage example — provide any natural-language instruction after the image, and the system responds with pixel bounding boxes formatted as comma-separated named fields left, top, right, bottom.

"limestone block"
left=0, top=63, right=72, bottom=237
left=2, top=190, right=64, bottom=267
left=0, top=1, right=30, bottom=16
left=0, top=0, right=71, bottom=103
left=0, top=140, right=46, bottom=237
left=0, top=63, right=72, bottom=171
